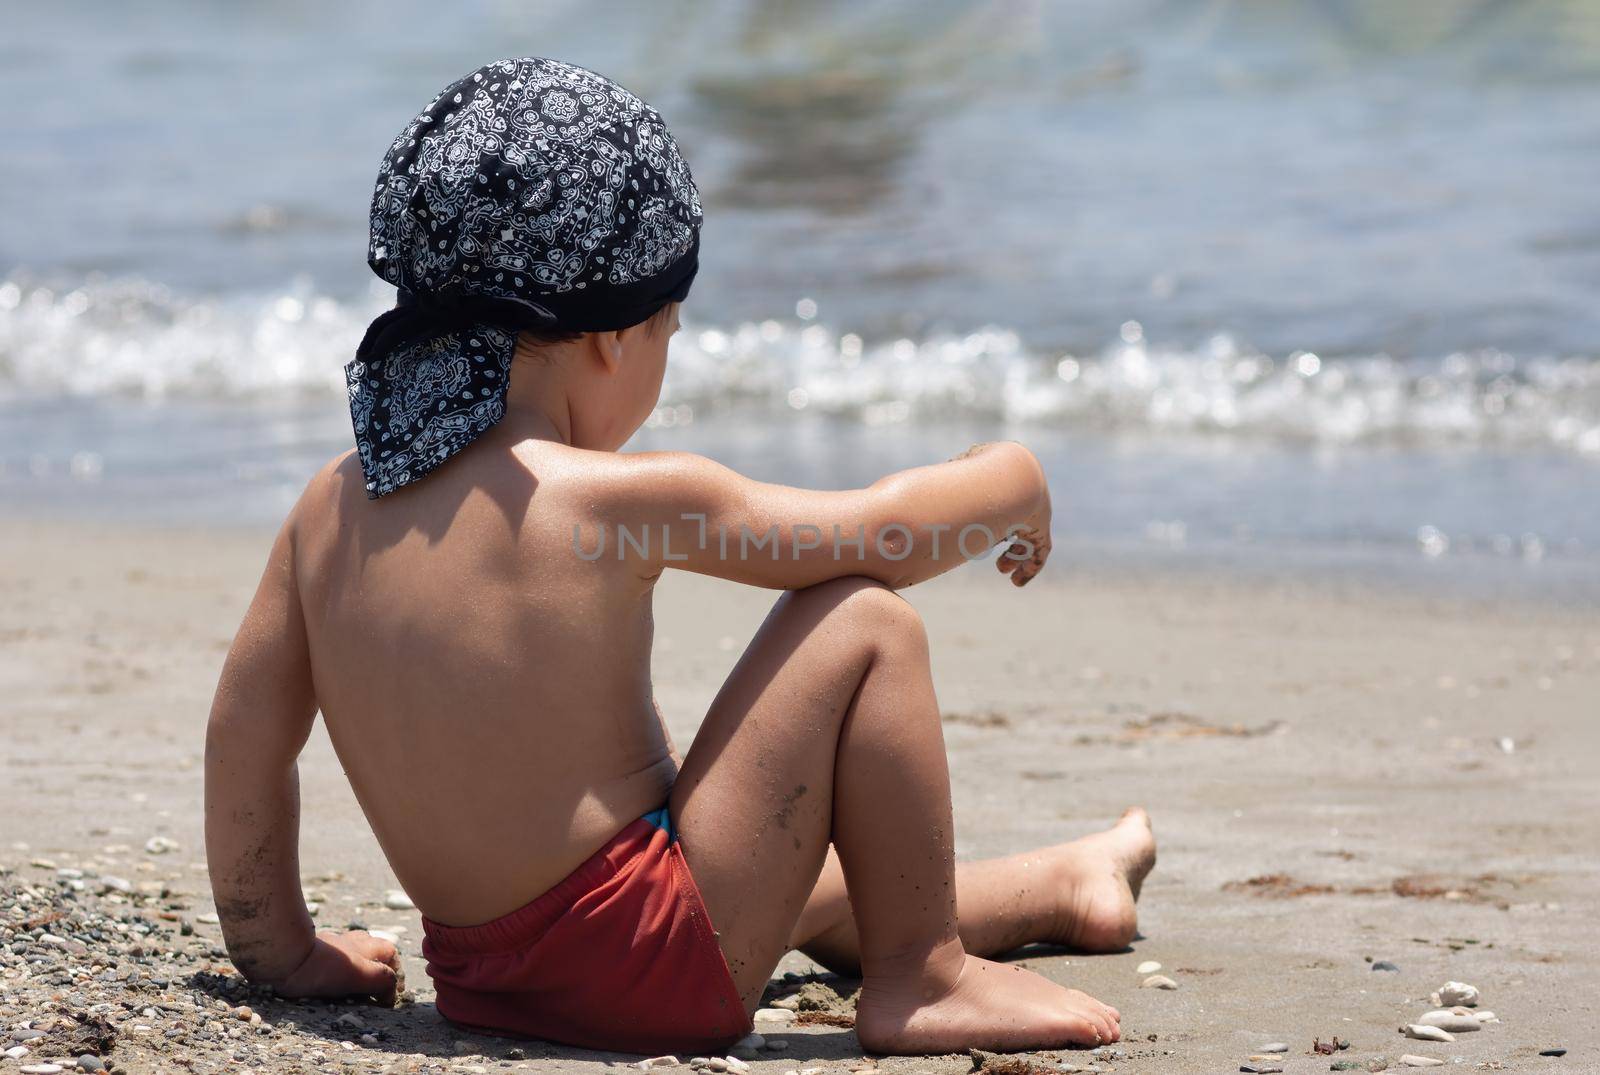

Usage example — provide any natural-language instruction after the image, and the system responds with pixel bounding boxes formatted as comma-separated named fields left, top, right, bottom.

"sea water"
left=2, top=1, right=1597, bottom=597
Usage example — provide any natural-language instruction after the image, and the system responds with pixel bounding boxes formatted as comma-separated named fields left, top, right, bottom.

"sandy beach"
left=1, top=519, right=1595, bottom=1074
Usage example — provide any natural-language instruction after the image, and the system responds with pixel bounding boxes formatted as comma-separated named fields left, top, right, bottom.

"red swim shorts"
left=421, top=808, right=750, bottom=1055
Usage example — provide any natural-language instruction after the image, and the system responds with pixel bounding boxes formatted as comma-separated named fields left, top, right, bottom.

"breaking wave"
left=3, top=274, right=1597, bottom=455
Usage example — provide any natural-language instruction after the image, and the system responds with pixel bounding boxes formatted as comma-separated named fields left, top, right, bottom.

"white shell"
left=1436, top=980, right=1480, bottom=1006
left=1417, top=1010, right=1480, bottom=1032
left=1402, top=1024, right=1454, bottom=1042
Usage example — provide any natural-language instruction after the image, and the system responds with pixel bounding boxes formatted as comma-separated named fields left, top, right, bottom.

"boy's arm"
left=599, top=441, right=1051, bottom=590
left=204, top=517, right=399, bottom=1002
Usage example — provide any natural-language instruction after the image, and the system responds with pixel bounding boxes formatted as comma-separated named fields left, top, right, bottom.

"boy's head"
left=345, top=57, right=701, bottom=497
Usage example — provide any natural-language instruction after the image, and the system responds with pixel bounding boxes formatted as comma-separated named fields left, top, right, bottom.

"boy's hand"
left=997, top=477, right=1052, bottom=587
left=274, top=930, right=403, bottom=1006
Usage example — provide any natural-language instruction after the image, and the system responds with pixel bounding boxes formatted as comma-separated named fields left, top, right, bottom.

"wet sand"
left=1, top=519, right=1596, bottom=1073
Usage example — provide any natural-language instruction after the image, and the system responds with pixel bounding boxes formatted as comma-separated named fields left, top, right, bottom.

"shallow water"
left=4, top=0, right=1599, bottom=594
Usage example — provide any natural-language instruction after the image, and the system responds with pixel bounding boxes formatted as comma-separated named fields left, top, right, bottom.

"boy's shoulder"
left=554, top=449, right=740, bottom=522
left=293, top=449, right=365, bottom=526
left=284, top=445, right=733, bottom=535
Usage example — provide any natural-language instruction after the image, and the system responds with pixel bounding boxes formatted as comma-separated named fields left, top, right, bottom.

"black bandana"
left=345, top=57, right=703, bottom=498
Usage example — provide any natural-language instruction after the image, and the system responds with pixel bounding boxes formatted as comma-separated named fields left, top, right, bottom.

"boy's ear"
left=588, top=330, right=625, bottom=374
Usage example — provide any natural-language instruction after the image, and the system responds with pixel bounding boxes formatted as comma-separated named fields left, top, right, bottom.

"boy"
left=204, top=57, right=1154, bottom=1057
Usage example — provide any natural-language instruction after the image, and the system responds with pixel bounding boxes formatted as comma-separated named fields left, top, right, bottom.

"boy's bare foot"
left=856, top=941, right=1121, bottom=1054
left=1046, top=807, right=1157, bottom=952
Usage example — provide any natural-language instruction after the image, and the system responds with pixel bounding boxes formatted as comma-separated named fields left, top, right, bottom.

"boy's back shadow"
left=332, top=447, right=540, bottom=566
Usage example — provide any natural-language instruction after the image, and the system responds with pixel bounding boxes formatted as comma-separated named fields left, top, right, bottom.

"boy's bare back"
left=292, top=435, right=676, bottom=926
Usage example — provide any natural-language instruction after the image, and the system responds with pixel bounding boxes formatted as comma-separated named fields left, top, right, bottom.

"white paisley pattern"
left=367, top=57, right=701, bottom=301
left=347, top=58, right=702, bottom=498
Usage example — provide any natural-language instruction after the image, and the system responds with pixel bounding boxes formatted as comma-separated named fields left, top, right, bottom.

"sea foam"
left=2, top=275, right=1596, bottom=455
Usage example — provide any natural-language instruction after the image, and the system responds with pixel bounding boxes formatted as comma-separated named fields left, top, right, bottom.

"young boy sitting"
left=204, top=57, right=1155, bottom=1057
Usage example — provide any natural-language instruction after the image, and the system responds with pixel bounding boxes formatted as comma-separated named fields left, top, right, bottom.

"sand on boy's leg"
left=670, top=576, right=1123, bottom=1054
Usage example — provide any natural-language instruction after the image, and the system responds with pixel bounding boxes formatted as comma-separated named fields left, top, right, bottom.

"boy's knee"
left=797, top=575, right=925, bottom=642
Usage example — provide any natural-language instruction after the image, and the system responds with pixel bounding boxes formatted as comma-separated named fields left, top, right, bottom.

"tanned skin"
left=205, top=304, right=1156, bottom=1052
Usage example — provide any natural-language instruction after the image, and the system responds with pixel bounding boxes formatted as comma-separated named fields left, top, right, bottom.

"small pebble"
left=1259, top=1043, right=1289, bottom=1053
left=1401, top=1024, right=1453, bottom=1042
left=729, top=1048, right=760, bottom=1062
left=725, top=1058, right=752, bottom=1075
left=144, top=835, right=179, bottom=854
left=1141, top=974, right=1178, bottom=990
left=75, top=1056, right=103, bottom=1074
left=6, top=1047, right=30, bottom=1060
left=634, top=1058, right=680, bottom=1070
left=21, top=1066, right=65, bottom=1075
left=1540, top=1048, right=1567, bottom=1057
left=694, top=1060, right=727, bottom=1073
left=1398, top=1057, right=1444, bottom=1068
left=1371, top=960, right=1400, bottom=972
left=770, top=994, right=801, bottom=1011
left=12, top=1031, right=47, bottom=1043
left=754, top=1007, right=796, bottom=1024
left=1240, top=1065, right=1283, bottom=1074
left=1135, top=960, right=1162, bottom=974
left=1330, top=1063, right=1362, bottom=1072
left=766, top=1041, right=789, bottom=1052
left=383, top=889, right=415, bottom=910
left=196, top=912, right=220, bottom=924
left=1474, top=1010, right=1498, bottom=1023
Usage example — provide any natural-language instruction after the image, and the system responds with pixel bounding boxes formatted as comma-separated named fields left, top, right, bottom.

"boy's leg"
left=791, top=810, right=1157, bottom=976
left=671, top=577, right=1122, bottom=1054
